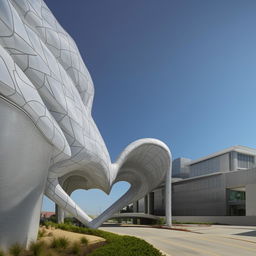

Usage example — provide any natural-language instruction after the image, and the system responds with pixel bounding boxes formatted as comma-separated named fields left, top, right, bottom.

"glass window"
left=228, top=190, right=246, bottom=201
left=237, top=153, right=254, bottom=169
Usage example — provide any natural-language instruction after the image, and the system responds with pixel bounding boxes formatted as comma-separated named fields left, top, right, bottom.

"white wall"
left=190, top=153, right=230, bottom=177
left=246, top=184, right=256, bottom=216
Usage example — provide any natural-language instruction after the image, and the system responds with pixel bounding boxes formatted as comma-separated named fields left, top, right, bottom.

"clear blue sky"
left=43, top=0, right=256, bottom=215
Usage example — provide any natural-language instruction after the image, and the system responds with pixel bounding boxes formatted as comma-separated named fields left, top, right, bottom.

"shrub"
left=80, top=237, right=88, bottom=246
left=89, top=235, right=164, bottom=256
left=0, top=250, right=4, bottom=256
left=29, top=241, right=46, bottom=256
left=156, top=217, right=165, bottom=225
left=48, top=216, right=57, bottom=223
left=64, top=218, right=73, bottom=225
left=70, top=242, right=80, bottom=255
left=9, top=243, right=24, bottom=256
left=51, top=237, right=69, bottom=250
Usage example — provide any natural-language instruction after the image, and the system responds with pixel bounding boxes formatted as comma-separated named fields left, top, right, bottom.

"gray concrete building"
left=129, top=146, right=256, bottom=222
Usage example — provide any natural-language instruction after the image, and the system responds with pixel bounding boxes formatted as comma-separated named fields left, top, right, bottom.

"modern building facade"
left=131, top=145, right=256, bottom=220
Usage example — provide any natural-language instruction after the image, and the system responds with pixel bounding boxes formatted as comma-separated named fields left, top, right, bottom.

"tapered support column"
left=165, top=161, right=172, bottom=227
left=0, top=99, right=53, bottom=251
left=56, top=204, right=65, bottom=223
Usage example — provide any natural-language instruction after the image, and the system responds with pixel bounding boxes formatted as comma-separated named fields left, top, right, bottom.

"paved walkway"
left=101, top=225, right=256, bottom=256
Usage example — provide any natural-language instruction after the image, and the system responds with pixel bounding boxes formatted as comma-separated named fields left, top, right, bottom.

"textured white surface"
left=0, top=97, right=53, bottom=250
left=0, top=0, right=172, bottom=248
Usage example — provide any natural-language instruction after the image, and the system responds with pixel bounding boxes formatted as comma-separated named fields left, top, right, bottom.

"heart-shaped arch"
left=45, top=139, right=172, bottom=228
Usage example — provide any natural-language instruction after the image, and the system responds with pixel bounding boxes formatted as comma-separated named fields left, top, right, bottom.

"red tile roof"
left=41, top=211, right=55, bottom=218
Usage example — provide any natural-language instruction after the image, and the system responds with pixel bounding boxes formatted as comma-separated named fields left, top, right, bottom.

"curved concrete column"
left=56, top=204, right=65, bottom=224
left=0, top=98, right=53, bottom=250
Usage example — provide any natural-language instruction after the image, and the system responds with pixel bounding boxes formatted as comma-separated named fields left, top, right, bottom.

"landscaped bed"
left=44, top=222, right=165, bottom=256
left=0, top=222, right=165, bottom=256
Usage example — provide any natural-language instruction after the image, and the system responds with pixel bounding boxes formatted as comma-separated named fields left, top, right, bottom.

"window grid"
left=237, top=153, right=254, bottom=169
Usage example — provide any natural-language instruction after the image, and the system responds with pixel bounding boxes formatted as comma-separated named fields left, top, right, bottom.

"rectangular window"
left=237, top=153, right=254, bottom=169
left=228, top=190, right=246, bottom=201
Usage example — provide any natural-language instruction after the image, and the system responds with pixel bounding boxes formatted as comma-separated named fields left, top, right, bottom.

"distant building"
left=131, top=146, right=256, bottom=218
left=40, top=211, right=55, bottom=219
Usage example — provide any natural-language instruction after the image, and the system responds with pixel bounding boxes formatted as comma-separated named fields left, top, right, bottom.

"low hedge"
left=45, top=222, right=164, bottom=256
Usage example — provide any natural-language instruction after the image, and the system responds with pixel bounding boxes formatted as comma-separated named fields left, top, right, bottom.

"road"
left=101, top=225, right=256, bottom=256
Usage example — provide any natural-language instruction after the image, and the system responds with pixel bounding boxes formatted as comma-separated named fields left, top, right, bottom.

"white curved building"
left=0, top=0, right=172, bottom=250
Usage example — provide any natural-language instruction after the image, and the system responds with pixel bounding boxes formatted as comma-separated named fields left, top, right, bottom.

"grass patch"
left=29, top=241, right=47, bottom=256
left=38, top=229, right=47, bottom=239
left=51, top=237, right=70, bottom=250
left=80, top=237, right=88, bottom=246
left=45, top=222, right=164, bottom=256
left=70, top=242, right=81, bottom=255
left=9, top=243, right=24, bottom=256
left=156, top=217, right=165, bottom=225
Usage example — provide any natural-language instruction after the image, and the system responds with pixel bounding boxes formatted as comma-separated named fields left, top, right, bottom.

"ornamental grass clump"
left=70, top=242, right=81, bottom=255
left=9, top=243, right=24, bottom=256
left=29, top=241, right=47, bottom=256
left=51, top=237, right=69, bottom=250
left=80, top=237, right=88, bottom=246
left=47, top=232, right=53, bottom=237
left=38, top=229, right=47, bottom=239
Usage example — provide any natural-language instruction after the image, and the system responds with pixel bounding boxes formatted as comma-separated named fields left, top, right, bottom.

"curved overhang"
left=89, top=139, right=171, bottom=228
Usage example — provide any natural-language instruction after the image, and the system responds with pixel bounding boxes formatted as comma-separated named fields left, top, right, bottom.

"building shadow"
left=101, top=223, right=122, bottom=227
left=235, top=231, right=256, bottom=237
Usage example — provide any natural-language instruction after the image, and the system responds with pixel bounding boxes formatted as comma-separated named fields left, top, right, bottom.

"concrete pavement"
left=100, top=225, right=256, bottom=256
